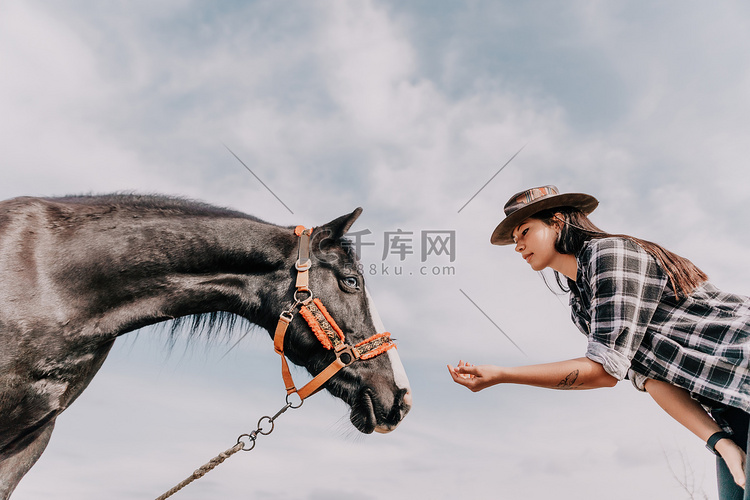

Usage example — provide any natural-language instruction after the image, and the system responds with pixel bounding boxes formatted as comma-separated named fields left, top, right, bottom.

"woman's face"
left=512, top=217, right=560, bottom=272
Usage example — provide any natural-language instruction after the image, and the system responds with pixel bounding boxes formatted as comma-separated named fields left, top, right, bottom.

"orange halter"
left=273, top=226, right=396, bottom=403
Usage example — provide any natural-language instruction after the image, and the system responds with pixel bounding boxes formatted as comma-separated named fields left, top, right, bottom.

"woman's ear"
left=553, top=212, right=566, bottom=231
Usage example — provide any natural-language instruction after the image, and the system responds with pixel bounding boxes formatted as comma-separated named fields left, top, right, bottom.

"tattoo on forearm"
left=556, top=370, right=580, bottom=390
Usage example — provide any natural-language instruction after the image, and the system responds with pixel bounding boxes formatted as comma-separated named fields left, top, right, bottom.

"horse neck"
left=47, top=203, right=296, bottom=338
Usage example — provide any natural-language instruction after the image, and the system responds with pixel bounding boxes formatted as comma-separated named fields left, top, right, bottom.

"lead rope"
left=154, top=399, right=300, bottom=500
left=154, top=444, right=243, bottom=500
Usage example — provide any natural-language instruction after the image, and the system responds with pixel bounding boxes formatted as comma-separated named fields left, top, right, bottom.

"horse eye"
left=341, top=276, right=360, bottom=291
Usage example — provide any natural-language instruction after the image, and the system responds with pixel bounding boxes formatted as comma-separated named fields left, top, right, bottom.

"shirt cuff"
left=629, top=371, right=649, bottom=392
left=585, top=342, right=630, bottom=380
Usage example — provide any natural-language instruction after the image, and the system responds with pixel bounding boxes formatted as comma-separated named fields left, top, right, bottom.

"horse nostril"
left=402, top=389, right=413, bottom=408
left=394, top=387, right=412, bottom=412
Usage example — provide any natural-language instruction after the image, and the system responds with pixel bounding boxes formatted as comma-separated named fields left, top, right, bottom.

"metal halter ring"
left=237, top=433, right=257, bottom=452
left=293, top=288, right=313, bottom=305
left=256, top=416, right=275, bottom=436
left=295, top=258, right=312, bottom=271
left=285, top=392, right=304, bottom=409
left=335, top=345, right=359, bottom=367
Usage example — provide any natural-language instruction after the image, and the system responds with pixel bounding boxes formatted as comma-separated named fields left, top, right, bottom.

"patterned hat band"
left=504, top=186, right=559, bottom=215
left=490, top=185, right=599, bottom=246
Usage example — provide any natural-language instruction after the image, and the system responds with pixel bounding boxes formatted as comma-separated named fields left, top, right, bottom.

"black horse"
left=0, top=194, right=411, bottom=498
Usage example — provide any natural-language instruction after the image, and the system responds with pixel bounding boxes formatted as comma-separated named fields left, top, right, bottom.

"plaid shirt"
left=569, top=237, right=750, bottom=412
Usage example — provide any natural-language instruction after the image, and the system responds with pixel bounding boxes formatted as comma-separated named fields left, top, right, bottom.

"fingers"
left=731, top=468, right=746, bottom=489
left=448, top=361, right=477, bottom=387
left=722, top=445, right=747, bottom=488
left=736, top=450, right=747, bottom=488
left=451, top=360, right=476, bottom=374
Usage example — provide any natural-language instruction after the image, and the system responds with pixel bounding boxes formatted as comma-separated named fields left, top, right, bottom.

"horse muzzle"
left=374, top=388, right=412, bottom=434
left=350, top=386, right=412, bottom=434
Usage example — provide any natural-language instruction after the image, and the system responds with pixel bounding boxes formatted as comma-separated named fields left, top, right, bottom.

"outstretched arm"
left=644, top=379, right=746, bottom=488
left=447, top=357, right=618, bottom=392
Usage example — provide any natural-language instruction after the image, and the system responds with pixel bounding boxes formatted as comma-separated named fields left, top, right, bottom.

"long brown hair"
left=532, top=208, right=708, bottom=298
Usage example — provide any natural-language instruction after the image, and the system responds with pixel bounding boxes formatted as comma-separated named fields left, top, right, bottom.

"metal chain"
left=235, top=394, right=302, bottom=452
left=154, top=395, right=303, bottom=500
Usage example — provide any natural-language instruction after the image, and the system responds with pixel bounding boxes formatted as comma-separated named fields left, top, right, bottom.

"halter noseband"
left=273, top=225, right=396, bottom=402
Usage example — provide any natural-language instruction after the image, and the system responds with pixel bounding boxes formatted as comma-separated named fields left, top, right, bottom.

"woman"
left=448, top=185, right=750, bottom=498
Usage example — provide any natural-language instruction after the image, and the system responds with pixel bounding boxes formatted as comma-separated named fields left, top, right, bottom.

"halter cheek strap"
left=273, top=225, right=396, bottom=402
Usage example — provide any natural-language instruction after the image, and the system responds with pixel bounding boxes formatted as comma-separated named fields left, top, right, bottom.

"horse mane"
left=44, top=193, right=277, bottom=346
left=165, top=311, right=256, bottom=352
left=47, top=193, right=267, bottom=223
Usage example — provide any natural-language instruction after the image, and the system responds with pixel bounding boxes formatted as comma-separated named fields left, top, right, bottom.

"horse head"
left=273, top=208, right=412, bottom=434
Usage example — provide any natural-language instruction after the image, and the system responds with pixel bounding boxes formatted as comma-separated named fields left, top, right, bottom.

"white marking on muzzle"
left=365, top=288, right=411, bottom=392
left=364, top=288, right=412, bottom=433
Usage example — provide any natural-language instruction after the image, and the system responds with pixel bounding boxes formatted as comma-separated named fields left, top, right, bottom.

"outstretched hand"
left=447, top=360, right=501, bottom=392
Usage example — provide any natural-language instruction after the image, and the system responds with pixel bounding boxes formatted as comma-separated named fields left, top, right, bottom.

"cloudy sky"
left=3, top=1, right=750, bottom=499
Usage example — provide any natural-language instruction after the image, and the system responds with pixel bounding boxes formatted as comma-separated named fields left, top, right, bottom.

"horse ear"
left=320, top=207, right=363, bottom=239
left=311, top=208, right=363, bottom=258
